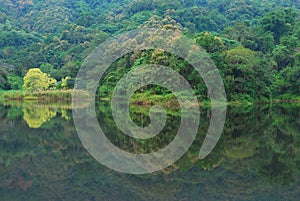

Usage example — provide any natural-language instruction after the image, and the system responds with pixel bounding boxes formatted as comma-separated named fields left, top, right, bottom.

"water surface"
left=0, top=101, right=299, bottom=200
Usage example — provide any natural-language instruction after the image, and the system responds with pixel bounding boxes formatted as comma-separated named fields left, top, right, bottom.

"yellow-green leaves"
left=61, top=76, right=71, bottom=89
left=23, top=68, right=57, bottom=91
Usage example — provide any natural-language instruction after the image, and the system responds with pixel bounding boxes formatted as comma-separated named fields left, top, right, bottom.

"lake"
left=0, top=101, right=299, bottom=200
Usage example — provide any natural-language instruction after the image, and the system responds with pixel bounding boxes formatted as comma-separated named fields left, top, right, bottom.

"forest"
left=0, top=1, right=300, bottom=199
left=0, top=0, right=299, bottom=102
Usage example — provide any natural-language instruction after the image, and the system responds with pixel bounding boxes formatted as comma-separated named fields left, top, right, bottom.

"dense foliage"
left=23, top=68, right=57, bottom=91
left=0, top=0, right=299, bottom=101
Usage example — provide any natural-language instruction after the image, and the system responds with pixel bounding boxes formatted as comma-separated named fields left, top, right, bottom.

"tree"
left=0, top=67, right=10, bottom=90
left=23, top=68, right=57, bottom=91
left=8, top=74, right=23, bottom=90
left=272, top=66, right=300, bottom=96
left=260, top=9, right=297, bottom=44
left=61, top=76, right=74, bottom=89
left=224, top=46, right=271, bottom=100
left=272, top=45, right=294, bottom=71
left=195, top=32, right=225, bottom=53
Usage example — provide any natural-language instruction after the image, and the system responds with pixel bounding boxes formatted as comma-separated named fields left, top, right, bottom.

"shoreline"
left=0, top=90, right=89, bottom=101
left=1, top=90, right=299, bottom=105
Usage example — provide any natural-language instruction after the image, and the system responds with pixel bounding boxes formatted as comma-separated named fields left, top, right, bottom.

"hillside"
left=0, top=0, right=299, bottom=101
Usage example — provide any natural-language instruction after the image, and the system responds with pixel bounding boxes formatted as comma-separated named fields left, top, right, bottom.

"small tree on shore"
left=23, top=68, right=57, bottom=91
left=61, top=76, right=74, bottom=89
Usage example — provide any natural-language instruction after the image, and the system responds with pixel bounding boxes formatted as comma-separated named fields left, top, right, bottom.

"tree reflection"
left=22, top=105, right=57, bottom=128
left=3, top=101, right=72, bottom=128
left=0, top=101, right=299, bottom=198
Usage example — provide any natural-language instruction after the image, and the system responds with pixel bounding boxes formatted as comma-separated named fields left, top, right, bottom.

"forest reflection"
left=0, top=101, right=299, bottom=200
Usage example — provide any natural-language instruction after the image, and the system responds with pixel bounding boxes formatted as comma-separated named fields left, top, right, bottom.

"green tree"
left=7, top=74, right=23, bottom=90
left=0, top=67, right=10, bottom=90
left=272, top=45, right=294, bottom=71
left=272, top=66, right=300, bottom=96
left=260, top=9, right=297, bottom=44
left=23, top=68, right=57, bottom=91
left=195, top=32, right=226, bottom=53
left=61, top=76, right=74, bottom=89
left=224, top=46, right=271, bottom=100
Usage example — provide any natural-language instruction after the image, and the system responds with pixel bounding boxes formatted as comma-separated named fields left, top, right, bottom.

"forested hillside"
left=0, top=0, right=299, bottom=101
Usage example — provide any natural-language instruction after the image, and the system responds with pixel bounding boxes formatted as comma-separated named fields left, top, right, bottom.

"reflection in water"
left=4, top=101, right=74, bottom=128
left=0, top=101, right=299, bottom=200
left=23, top=106, right=57, bottom=128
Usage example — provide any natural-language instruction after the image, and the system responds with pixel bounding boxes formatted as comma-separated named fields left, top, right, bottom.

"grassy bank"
left=2, top=99, right=91, bottom=109
left=129, top=92, right=230, bottom=108
left=1, top=90, right=299, bottom=105
left=0, top=90, right=90, bottom=101
left=128, top=92, right=300, bottom=108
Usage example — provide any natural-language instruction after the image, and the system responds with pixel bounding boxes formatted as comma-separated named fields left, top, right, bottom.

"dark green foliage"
left=260, top=9, right=297, bottom=47
left=272, top=66, right=300, bottom=96
left=0, top=67, right=10, bottom=89
left=0, top=0, right=299, bottom=101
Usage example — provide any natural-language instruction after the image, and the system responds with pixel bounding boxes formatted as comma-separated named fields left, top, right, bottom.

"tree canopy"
left=23, top=68, right=57, bottom=91
left=0, top=0, right=298, bottom=101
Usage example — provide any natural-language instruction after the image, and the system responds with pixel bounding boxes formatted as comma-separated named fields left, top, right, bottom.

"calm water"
left=0, top=101, right=299, bottom=200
